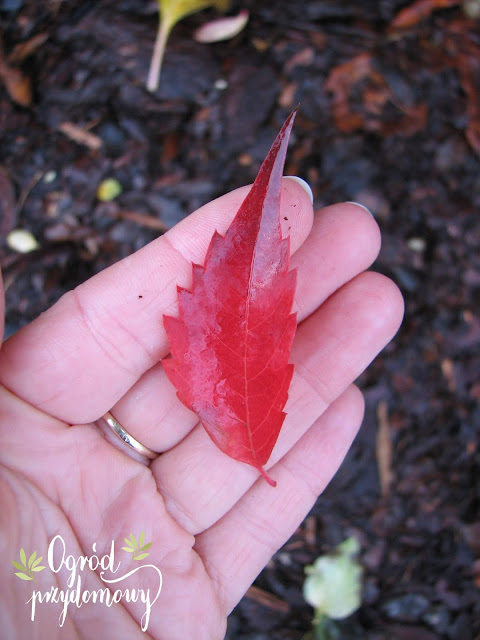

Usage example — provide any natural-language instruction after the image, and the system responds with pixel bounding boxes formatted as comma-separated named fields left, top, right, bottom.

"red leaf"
left=163, top=111, right=298, bottom=486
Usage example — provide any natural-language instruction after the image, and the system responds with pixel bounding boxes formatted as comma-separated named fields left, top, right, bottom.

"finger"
left=196, top=384, right=365, bottom=614
left=0, top=179, right=313, bottom=423
left=109, top=202, right=381, bottom=453
left=0, top=267, right=4, bottom=343
left=150, top=271, right=404, bottom=534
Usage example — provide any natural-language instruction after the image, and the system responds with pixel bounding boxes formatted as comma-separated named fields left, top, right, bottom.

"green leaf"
left=31, top=556, right=43, bottom=569
left=11, top=560, right=26, bottom=572
left=132, top=552, right=150, bottom=561
left=123, top=538, right=135, bottom=549
left=28, top=551, right=37, bottom=569
left=121, top=546, right=135, bottom=553
left=147, top=0, right=230, bottom=91
left=31, top=565, right=46, bottom=572
left=129, top=533, right=137, bottom=547
left=140, top=542, right=153, bottom=552
left=20, top=549, right=27, bottom=566
left=138, top=531, right=145, bottom=548
left=15, top=572, right=33, bottom=581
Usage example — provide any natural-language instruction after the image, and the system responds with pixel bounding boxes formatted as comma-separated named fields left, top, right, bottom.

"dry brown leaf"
left=7, top=33, right=49, bottom=64
left=326, top=52, right=428, bottom=136
left=390, top=0, right=460, bottom=30
left=0, top=60, right=32, bottom=107
left=325, top=53, right=376, bottom=132
left=456, top=48, right=480, bottom=153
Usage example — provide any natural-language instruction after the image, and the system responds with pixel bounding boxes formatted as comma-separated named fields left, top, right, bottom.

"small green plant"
left=302, top=537, right=363, bottom=640
left=147, top=0, right=229, bottom=92
left=11, top=549, right=46, bottom=582
left=121, top=531, right=152, bottom=562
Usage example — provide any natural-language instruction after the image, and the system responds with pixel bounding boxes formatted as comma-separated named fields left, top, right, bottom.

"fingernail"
left=284, top=176, right=314, bottom=204
left=346, top=201, right=374, bottom=217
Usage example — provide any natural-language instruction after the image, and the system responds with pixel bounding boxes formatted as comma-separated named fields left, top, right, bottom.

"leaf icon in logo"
left=11, top=548, right=46, bottom=582
left=121, top=531, right=152, bottom=562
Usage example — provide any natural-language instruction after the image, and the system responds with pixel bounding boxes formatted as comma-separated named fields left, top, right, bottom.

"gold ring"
left=96, top=411, right=158, bottom=461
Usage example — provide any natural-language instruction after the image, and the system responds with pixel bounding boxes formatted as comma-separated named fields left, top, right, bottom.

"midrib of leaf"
left=242, top=238, right=258, bottom=470
left=238, top=115, right=295, bottom=482
left=242, top=210, right=279, bottom=474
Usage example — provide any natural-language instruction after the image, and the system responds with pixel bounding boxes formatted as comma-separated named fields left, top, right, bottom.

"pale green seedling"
left=303, top=537, right=363, bottom=639
left=147, top=0, right=229, bottom=92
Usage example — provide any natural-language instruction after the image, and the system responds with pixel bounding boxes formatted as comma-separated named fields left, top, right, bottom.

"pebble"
left=382, top=593, right=430, bottom=622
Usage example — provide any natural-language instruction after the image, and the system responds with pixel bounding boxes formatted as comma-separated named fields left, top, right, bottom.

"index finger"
left=0, top=179, right=314, bottom=423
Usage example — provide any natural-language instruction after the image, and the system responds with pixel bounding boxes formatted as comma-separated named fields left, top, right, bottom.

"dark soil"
left=1, top=1, right=479, bottom=638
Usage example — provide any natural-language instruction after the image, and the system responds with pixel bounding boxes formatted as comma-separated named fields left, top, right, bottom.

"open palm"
left=0, top=180, right=403, bottom=640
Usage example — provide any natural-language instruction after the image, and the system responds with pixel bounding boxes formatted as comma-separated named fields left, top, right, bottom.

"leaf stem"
left=147, top=21, right=171, bottom=93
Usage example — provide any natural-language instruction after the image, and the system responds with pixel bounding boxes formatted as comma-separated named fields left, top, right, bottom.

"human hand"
left=0, top=179, right=403, bottom=639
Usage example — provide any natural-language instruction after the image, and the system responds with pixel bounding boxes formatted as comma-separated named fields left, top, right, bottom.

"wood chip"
left=441, top=358, right=456, bottom=391
left=376, top=400, right=394, bottom=497
left=278, top=82, right=298, bottom=109
left=245, top=585, right=290, bottom=613
left=109, top=209, right=169, bottom=232
left=304, top=515, right=316, bottom=547
left=0, top=166, right=17, bottom=236
left=58, top=122, right=102, bottom=151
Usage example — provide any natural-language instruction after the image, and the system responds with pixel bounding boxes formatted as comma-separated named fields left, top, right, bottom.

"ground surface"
left=1, top=1, right=479, bottom=638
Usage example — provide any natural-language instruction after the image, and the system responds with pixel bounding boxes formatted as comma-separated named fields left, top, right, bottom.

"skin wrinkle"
left=158, top=474, right=214, bottom=535
left=279, top=457, right=322, bottom=507
left=159, top=229, right=196, bottom=272
left=0, top=375, right=68, bottom=422
left=197, top=539, right=242, bottom=616
left=72, top=287, right=149, bottom=380
left=288, top=367, right=330, bottom=418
